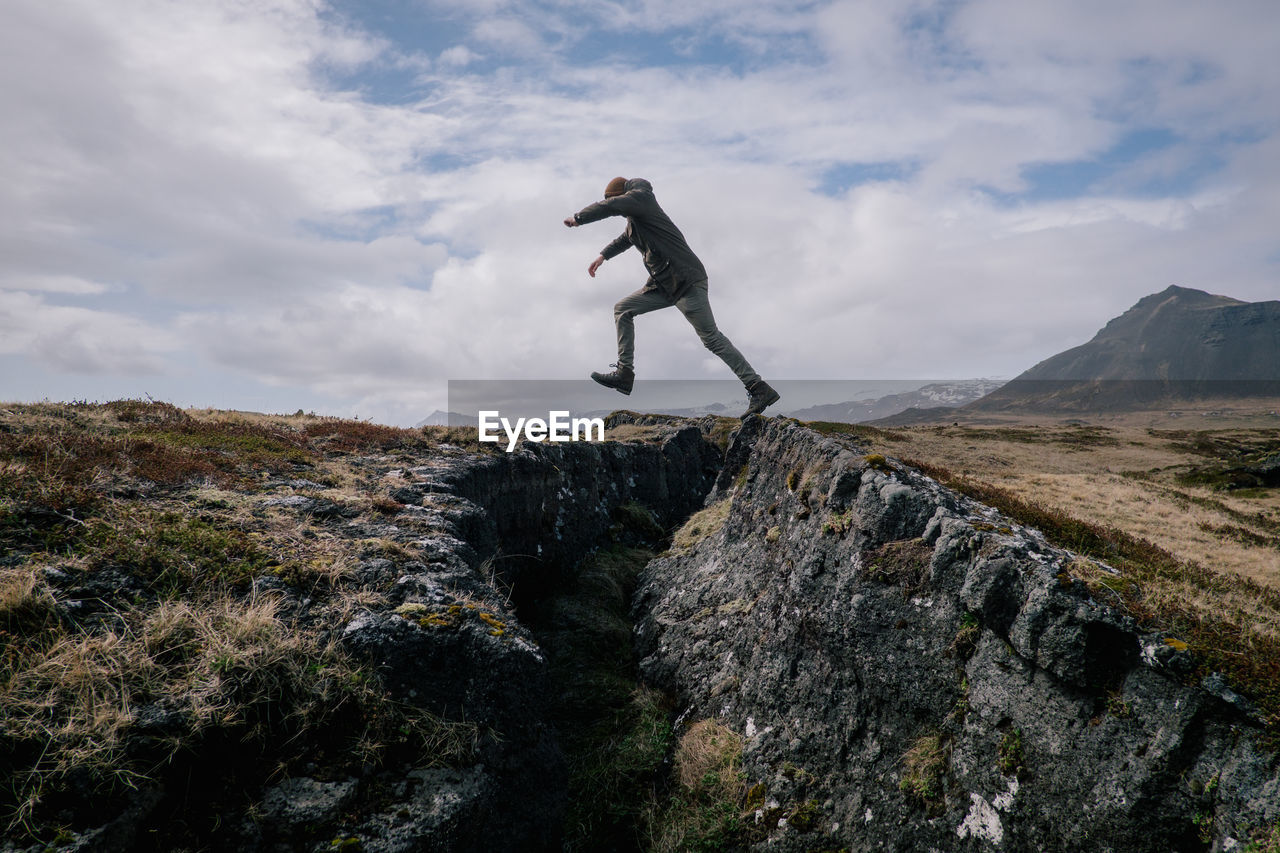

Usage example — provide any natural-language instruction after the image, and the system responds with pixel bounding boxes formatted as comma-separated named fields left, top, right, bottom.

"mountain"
left=908, top=285, right=1280, bottom=418
left=415, top=409, right=478, bottom=427
left=788, top=379, right=1004, bottom=423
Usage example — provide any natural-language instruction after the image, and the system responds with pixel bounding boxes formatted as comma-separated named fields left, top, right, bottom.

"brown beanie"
left=604, top=177, right=627, bottom=198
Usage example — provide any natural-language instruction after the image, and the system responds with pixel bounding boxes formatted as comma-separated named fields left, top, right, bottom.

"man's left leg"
left=675, top=280, right=779, bottom=416
left=592, top=284, right=673, bottom=395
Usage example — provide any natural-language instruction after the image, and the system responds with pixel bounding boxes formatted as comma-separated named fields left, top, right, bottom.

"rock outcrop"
left=0, top=417, right=719, bottom=853
left=7, top=407, right=1277, bottom=852
left=332, top=423, right=720, bottom=851
left=635, top=417, right=1280, bottom=852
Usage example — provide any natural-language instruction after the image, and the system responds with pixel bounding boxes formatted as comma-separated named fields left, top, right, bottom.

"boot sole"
left=590, top=374, right=633, bottom=395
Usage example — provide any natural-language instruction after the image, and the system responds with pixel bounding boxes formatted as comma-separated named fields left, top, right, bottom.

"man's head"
left=604, top=177, right=628, bottom=198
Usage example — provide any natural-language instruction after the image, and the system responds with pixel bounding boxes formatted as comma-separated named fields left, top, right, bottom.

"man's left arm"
left=563, top=193, right=641, bottom=276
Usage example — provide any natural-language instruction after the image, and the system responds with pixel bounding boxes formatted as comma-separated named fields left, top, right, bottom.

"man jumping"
left=563, top=176, right=780, bottom=418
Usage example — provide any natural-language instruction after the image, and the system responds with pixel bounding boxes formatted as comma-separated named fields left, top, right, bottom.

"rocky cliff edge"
left=636, top=416, right=1279, bottom=852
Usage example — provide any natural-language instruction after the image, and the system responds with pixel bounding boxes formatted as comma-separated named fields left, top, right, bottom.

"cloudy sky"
left=3, top=0, right=1277, bottom=425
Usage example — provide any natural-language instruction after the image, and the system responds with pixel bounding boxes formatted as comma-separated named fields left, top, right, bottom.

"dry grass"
left=1, top=588, right=477, bottom=835
left=643, top=719, right=747, bottom=853
left=671, top=500, right=732, bottom=550
left=1, top=567, right=59, bottom=637
left=674, top=720, right=744, bottom=793
left=0, top=400, right=486, bottom=842
left=601, top=423, right=674, bottom=444
left=900, top=733, right=948, bottom=804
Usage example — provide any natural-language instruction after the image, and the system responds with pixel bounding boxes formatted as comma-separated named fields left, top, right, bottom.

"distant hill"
left=788, top=380, right=1004, bottom=423
left=885, top=285, right=1280, bottom=421
left=415, top=410, right=478, bottom=427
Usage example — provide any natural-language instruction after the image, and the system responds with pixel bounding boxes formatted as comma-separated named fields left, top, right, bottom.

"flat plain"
left=877, top=414, right=1280, bottom=586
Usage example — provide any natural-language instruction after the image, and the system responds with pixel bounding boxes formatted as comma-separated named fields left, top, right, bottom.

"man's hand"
left=563, top=215, right=577, bottom=227
left=588, top=255, right=605, bottom=278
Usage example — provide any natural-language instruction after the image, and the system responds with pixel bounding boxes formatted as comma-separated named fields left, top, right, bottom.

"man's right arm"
left=573, top=192, right=645, bottom=225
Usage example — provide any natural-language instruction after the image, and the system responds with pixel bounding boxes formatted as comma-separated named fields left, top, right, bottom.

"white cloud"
left=2, top=0, right=1277, bottom=423
left=439, top=45, right=481, bottom=67
left=0, top=291, right=179, bottom=374
left=0, top=275, right=110, bottom=295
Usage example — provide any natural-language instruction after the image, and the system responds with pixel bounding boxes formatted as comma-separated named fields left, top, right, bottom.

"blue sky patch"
left=819, top=161, right=918, bottom=196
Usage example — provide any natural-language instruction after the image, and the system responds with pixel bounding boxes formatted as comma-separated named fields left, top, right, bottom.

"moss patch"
left=672, top=500, right=731, bottom=550
left=997, top=727, right=1025, bottom=777
left=80, top=508, right=275, bottom=596
left=864, top=538, right=933, bottom=592
left=900, top=734, right=948, bottom=808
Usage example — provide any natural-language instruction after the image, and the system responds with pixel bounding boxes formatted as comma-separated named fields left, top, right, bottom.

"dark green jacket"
left=573, top=178, right=707, bottom=298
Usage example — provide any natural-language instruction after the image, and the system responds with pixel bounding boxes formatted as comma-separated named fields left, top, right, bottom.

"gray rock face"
left=634, top=418, right=1280, bottom=852
left=1, top=422, right=721, bottom=853
left=331, top=422, right=721, bottom=852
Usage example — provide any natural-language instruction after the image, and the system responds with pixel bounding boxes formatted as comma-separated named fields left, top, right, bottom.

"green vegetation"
left=1105, top=690, right=1132, bottom=719
left=822, top=509, right=854, bottom=537
left=785, top=799, right=823, bottom=832
left=900, top=734, right=947, bottom=806
left=805, top=421, right=910, bottom=443
left=948, top=612, right=981, bottom=661
left=145, top=426, right=312, bottom=467
left=529, top=526, right=789, bottom=852
left=524, top=543, right=670, bottom=852
left=704, top=416, right=743, bottom=452
left=1244, top=822, right=1280, bottom=852
left=643, top=720, right=747, bottom=853
left=81, top=508, right=276, bottom=596
left=1161, top=429, right=1280, bottom=491
left=566, top=687, right=675, bottom=852
left=614, top=501, right=666, bottom=543
left=950, top=677, right=972, bottom=723
left=997, top=728, right=1025, bottom=777
left=934, top=424, right=1120, bottom=449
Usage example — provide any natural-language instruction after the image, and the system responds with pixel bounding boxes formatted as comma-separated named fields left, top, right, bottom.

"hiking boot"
left=590, top=364, right=634, bottom=395
left=740, top=380, right=780, bottom=418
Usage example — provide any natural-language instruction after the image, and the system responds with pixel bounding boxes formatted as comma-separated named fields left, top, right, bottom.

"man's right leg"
left=613, top=285, right=674, bottom=372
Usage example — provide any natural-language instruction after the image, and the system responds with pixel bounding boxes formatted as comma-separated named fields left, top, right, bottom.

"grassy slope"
left=0, top=401, right=484, bottom=845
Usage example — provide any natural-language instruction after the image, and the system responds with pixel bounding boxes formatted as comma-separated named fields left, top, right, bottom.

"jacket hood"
left=625, top=178, right=653, bottom=193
